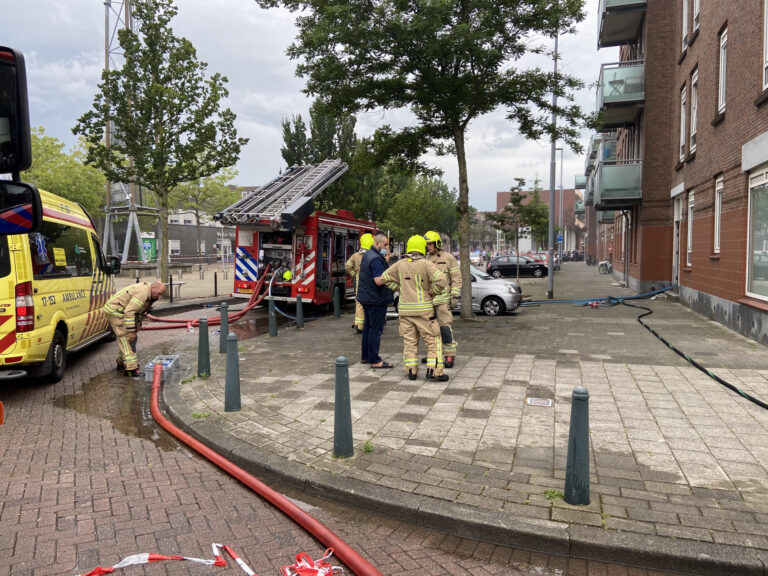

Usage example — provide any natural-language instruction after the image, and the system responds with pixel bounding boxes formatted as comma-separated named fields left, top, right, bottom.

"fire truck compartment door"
left=235, top=245, right=259, bottom=282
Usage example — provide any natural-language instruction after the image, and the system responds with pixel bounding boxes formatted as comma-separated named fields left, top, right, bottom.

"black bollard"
left=197, top=318, right=210, bottom=377
left=169, top=274, right=174, bottom=304
left=296, top=294, right=304, bottom=329
left=268, top=297, right=277, bottom=337
left=333, top=285, right=341, bottom=318
left=214, top=272, right=218, bottom=297
left=333, top=356, right=353, bottom=458
left=224, top=333, right=241, bottom=412
left=219, top=301, right=229, bottom=354
left=564, top=386, right=590, bottom=505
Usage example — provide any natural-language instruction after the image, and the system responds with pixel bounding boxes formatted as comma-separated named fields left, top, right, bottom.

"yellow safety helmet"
left=406, top=235, right=427, bottom=255
left=282, top=269, right=292, bottom=281
left=424, top=230, right=442, bottom=249
left=360, top=233, right=374, bottom=250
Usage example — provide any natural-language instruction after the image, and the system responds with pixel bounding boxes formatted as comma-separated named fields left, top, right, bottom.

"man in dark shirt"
left=356, top=233, right=393, bottom=368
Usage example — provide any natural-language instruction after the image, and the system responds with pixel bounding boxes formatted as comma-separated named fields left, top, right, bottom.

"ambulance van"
left=0, top=188, right=121, bottom=382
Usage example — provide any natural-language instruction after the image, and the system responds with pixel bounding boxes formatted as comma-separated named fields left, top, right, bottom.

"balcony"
left=594, top=160, right=642, bottom=210
left=598, top=0, right=646, bottom=48
left=585, top=134, right=602, bottom=175
left=597, top=210, right=616, bottom=224
left=584, top=175, right=595, bottom=206
left=575, top=200, right=585, bottom=215
left=598, top=61, right=645, bottom=129
left=575, top=175, right=586, bottom=190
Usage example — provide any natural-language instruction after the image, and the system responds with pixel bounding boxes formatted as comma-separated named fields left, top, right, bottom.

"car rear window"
left=0, top=236, right=9, bottom=278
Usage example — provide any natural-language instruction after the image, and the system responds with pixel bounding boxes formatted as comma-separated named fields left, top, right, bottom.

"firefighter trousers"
left=434, top=302, right=457, bottom=357
left=400, top=315, right=444, bottom=376
left=106, top=314, right=139, bottom=370
left=354, top=298, right=364, bottom=330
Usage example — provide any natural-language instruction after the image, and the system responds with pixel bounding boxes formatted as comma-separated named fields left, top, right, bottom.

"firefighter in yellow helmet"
left=424, top=230, right=461, bottom=368
left=375, top=235, right=448, bottom=381
left=345, top=232, right=374, bottom=334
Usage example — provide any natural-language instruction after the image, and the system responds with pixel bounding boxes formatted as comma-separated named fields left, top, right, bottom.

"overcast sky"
left=1, top=0, right=617, bottom=212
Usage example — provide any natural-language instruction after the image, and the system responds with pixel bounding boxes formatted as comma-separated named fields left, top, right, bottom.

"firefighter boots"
left=425, top=368, right=449, bottom=382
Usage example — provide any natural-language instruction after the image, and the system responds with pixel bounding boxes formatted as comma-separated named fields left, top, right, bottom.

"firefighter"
left=424, top=230, right=461, bottom=368
left=345, top=232, right=374, bottom=334
left=376, top=235, right=448, bottom=381
left=103, top=281, right=166, bottom=378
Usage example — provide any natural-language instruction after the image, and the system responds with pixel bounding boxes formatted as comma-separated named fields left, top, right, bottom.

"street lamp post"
left=547, top=33, right=558, bottom=299
left=556, top=147, right=563, bottom=268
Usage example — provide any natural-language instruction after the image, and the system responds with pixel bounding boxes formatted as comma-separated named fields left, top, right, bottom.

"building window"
left=682, top=0, right=688, bottom=51
left=687, top=191, right=694, bottom=267
left=714, top=177, right=723, bottom=254
left=169, top=239, right=181, bottom=257
left=184, top=219, right=193, bottom=225
left=747, top=167, right=768, bottom=300
left=680, top=86, right=687, bottom=162
left=693, top=0, right=700, bottom=31
left=690, top=69, right=698, bottom=152
left=719, top=28, right=727, bottom=113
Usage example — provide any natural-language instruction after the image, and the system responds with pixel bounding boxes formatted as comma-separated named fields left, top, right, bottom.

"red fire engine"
left=216, top=159, right=376, bottom=306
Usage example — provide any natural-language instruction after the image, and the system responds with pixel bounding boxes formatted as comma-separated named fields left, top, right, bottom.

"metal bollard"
left=296, top=294, right=304, bottom=329
left=214, top=272, right=218, bottom=297
left=564, top=386, right=590, bottom=505
left=333, top=285, right=341, bottom=318
left=224, top=333, right=241, bottom=412
left=199, top=267, right=205, bottom=280
left=197, top=318, right=210, bottom=377
left=268, top=297, right=278, bottom=337
left=169, top=274, right=174, bottom=304
left=219, top=301, right=229, bottom=354
left=333, top=356, right=353, bottom=457
left=178, top=268, right=183, bottom=280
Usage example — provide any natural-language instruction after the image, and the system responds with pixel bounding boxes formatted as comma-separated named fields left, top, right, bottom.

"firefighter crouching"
left=345, top=232, right=374, bottom=334
left=376, top=235, right=449, bottom=381
left=424, top=230, right=461, bottom=368
left=103, top=281, right=166, bottom=378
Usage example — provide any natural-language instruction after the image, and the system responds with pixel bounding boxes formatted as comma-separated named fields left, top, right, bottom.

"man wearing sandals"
left=376, top=235, right=448, bottom=381
left=357, top=233, right=394, bottom=369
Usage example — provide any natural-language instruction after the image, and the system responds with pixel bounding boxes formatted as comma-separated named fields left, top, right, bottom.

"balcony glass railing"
left=575, top=200, right=585, bottom=214
left=595, top=160, right=642, bottom=207
left=575, top=175, right=586, bottom=190
left=597, top=210, right=616, bottom=224
left=598, top=61, right=645, bottom=109
left=598, top=0, right=647, bottom=48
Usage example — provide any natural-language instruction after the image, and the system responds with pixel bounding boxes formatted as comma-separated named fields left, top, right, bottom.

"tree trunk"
left=159, top=191, right=169, bottom=283
left=196, top=215, right=202, bottom=258
left=454, top=127, right=473, bottom=320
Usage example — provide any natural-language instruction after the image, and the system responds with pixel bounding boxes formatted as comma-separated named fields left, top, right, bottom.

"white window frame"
left=719, top=28, right=728, bottom=113
left=693, top=0, right=700, bottom=31
left=746, top=166, right=768, bottom=302
left=690, top=70, right=698, bottom=152
left=680, top=87, right=687, bottom=162
left=714, top=177, right=723, bottom=254
left=169, top=239, right=181, bottom=256
left=764, top=0, right=768, bottom=90
left=687, top=191, right=694, bottom=267
left=682, top=0, right=689, bottom=51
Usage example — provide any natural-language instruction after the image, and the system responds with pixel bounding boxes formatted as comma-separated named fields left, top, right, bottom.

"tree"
left=280, top=114, right=309, bottom=167
left=169, top=167, right=241, bottom=256
left=524, top=181, right=550, bottom=250
left=23, top=127, right=106, bottom=219
left=379, top=175, right=458, bottom=242
left=486, top=177, right=528, bottom=280
left=73, top=0, right=247, bottom=281
left=257, top=0, right=591, bottom=318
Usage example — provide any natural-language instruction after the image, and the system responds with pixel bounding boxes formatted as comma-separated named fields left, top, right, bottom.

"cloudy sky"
left=1, top=0, right=617, bottom=212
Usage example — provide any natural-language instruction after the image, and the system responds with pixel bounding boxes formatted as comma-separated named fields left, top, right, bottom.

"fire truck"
left=216, top=159, right=376, bottom=306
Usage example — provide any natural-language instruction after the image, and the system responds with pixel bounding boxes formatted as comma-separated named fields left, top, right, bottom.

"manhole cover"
left=526, top=397, right=553, bottom=407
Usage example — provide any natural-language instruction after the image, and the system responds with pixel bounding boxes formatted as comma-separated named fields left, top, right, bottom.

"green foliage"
left=379, top=174, right=458, bottom=241
left=525, top=180, right=551, bottom=249
left=192, top=412, right=210, bottom=419
left=544, top=489, right=564, bottom=501
left=73, top=0, right=247, bottom=281
left=259, top=0, right=592, bottom=318
left=280, top=114, right=308, bottom=167
left=363, top=439, right=374, bottom=453
left=22, top=128, right=106, bottom=218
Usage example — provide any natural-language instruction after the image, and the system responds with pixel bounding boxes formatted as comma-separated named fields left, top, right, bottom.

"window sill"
left=678, top=48, right=687, bottom=65
left=755, top=88, right=768, bottom=108
left=711, top=111, right=725, bottom=126
left=686, top=150, right=697, bottom=163
left=689, top=28, right=699, bottom=46
left=738, top=297, right=768, bottom=313
left=709, top=253, right=720, bottom=260
left=675, top=160, right=684, bottom=171
left=681, top=266, right=692, bottom=273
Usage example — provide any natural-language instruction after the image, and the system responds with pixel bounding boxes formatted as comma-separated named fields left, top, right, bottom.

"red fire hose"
left=149, top=364, right=384, bottom=576
left=143, top=266, right=271, bottom=331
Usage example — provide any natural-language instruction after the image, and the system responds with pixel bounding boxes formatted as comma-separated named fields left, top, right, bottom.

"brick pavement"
left=163, top=263, right=768, bottom=575
left=0, top=287, right=677, bottom=576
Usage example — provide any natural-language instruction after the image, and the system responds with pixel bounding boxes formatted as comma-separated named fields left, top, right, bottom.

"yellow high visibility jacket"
left=103, top=283, right=155, bottom=332
left=427, top=250, right=461, bottom=305
left=380, top=253, right=447, bottom=317
left=345, top=249, right=365, bottom=293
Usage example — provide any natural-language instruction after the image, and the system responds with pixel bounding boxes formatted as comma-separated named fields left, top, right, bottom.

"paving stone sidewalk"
left=160, top=263, right=768, bottom=575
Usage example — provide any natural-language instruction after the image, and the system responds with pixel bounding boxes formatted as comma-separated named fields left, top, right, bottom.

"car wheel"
left=482, top=296, right=505, bottom=316
left=46, top=330, right=67, bottom=383
left=533, top=268, right=544, bottom=278
left=491, top=269, right=502, bottom=278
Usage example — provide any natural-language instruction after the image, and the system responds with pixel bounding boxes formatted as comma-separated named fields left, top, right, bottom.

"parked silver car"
left=454, top=265, right=523, bottom=316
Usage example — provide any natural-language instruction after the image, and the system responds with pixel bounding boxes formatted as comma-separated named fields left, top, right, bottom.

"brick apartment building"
left=582, top=0, right=768, bottom=344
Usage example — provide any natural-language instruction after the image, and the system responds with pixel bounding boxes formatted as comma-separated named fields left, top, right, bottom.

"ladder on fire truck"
left=216, top=158, right=348, bottom=227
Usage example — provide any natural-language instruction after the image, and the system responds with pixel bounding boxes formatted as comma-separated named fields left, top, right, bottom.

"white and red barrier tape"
left=77, top=543, right=256, bottom=575
left=280, top=548, right=343, bottom=576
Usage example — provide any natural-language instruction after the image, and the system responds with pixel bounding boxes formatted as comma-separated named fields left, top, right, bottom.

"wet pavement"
left=161, top=262, right=768, bottom=575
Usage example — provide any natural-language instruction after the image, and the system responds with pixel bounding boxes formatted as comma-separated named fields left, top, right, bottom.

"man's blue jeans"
left=362, top=305, right=387, bottom=364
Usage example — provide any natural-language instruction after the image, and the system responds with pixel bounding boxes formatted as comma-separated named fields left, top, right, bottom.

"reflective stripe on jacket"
left=103, top=283, right=154, bottom=332
left=345, top=249, right=365, bottom=294
left=427, top=250, right=462, bottom=304
left=380, top=254, right=447, bottom=317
